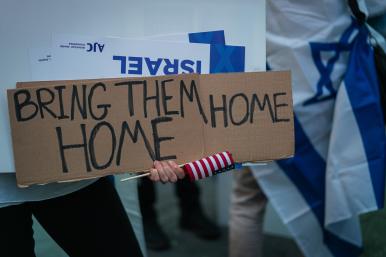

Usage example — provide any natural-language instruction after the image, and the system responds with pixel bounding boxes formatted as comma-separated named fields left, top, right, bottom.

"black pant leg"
left=0, top=203, right=36, bottom=257
left=137, top=177, right=157, bottom=222
left=175, top=177, right=201, bottom=214
left=31, top=178, right=143, bottom=257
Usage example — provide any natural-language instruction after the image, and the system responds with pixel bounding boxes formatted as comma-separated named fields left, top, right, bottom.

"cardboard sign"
left=7, top=71, right=293, bottom=186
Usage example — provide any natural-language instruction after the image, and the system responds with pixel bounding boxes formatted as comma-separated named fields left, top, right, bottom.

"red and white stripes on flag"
left=183, top=151, right=235, bottom=181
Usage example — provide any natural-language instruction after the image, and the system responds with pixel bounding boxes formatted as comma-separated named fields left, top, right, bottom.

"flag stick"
left=120, top=172, right=150, bottom=181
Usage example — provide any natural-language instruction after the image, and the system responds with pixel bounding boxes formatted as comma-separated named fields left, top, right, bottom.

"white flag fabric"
left=253, top=1, right=386, bottom=256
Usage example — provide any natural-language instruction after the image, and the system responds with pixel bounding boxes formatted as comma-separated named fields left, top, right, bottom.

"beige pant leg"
left=229, top=168, right=267, bottom=257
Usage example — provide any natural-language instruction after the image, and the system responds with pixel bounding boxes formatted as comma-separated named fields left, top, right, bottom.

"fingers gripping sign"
left=149, top=160, right=185, bottom=183
left=122, top=151, right=236, bottom=183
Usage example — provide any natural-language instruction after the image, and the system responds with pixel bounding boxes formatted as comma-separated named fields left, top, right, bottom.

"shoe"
left=143, top=219, right=171, bottom=251
left=180, top=210, right=221, bottom=240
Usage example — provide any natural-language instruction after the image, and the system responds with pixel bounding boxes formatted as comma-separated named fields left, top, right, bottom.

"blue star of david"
left=303, top=19, right=358, bottom=106
left=212, top=44, right=236, bottom=72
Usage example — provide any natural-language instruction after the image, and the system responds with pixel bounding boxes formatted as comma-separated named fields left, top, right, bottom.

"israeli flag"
left=253, top=1, right=386, bottom=256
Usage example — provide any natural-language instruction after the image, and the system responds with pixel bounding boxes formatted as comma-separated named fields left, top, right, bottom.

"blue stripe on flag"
left=277, top=117, right=362, bottom=257
left=343, top=26, right=386, bottom=208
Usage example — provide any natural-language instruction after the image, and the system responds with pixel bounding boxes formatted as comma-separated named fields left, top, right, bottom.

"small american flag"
left=183, top=151, right=235, bottom=181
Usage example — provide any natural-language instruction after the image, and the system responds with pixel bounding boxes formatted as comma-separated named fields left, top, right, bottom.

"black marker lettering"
left=273, top=92, right=290, bottom=122
left=88, top=83, right=111, bottom=120
left=55, top=124, right=91, bottom=173
left=115, top=80, right=145, bottom=116
left=161, top=79, right=178, bottom=116
left=229, top=93, right=249, bottom=126
left=116, top=120, right=156, bottom=165
left=71, top=84, right=87, bottom=120
left=36, top=88, right=57, bottom=119
left=143, top=80, right=160, bottom=118
left=88, top=121, right=116, bottom=170
left=151, top=117, right=176, bottom=161
left=13, top=90, right=38, bottom=122
left=250, top=94, right=275, bottom=123
left=209, top=95, right=228, bottom=128
left=55, top=85, right=69, bottom=120
left=180, top=79, right=208, bottom=123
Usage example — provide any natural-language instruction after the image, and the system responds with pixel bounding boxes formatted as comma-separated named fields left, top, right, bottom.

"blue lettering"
left=145, top=57, right=162, bottom=75
left=93, top=42, right=98, bottom=52
left=163, top=59, right=178, bottom=75
left=196, top=60, right=202, bottom=74
left=113, top=55, right=126, bottom=74
left=181, top=59, right=195, bottom=73
left=86, top=43, right=93, bottom=52
left=113, top=56, right=202, bottom=75
left=128, top=56, right=142, bottom=75
left=97, top=44, right=105, bottom=53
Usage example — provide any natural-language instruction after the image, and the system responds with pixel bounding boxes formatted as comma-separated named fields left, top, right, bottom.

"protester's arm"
left=149, top=160, right=185, bottom=183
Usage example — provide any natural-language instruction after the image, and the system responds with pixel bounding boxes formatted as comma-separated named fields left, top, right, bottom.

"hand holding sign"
left=149, top=160, right=185, bottom=183
left=125, top=151, right=235, bottom=183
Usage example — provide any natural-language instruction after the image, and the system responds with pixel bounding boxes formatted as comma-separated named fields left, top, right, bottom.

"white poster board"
left=0, top=0, right=265, bottom=173
left=50, top=34, right=210, bottom=79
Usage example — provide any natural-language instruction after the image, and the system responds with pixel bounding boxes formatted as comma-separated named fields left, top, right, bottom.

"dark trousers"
left=138, top=177, right=200, bottom=221
left=0, top=177, right=143, bottom=257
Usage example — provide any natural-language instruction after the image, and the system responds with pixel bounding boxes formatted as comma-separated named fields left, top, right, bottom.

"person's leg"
left=175, top=177, right=200, bottom=214
left=30, top=177, right=143, bottom=257
left=229, top=168, right=267, bottom=257
left=114, top=175, right=146, bottom=255
left=0, top=203, right=36, bottom=257
left=138, top=177, right=157, bottom=222
left=176, top=177, right=220, bottom=239
left=138, top=177, right=170, bottom=250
